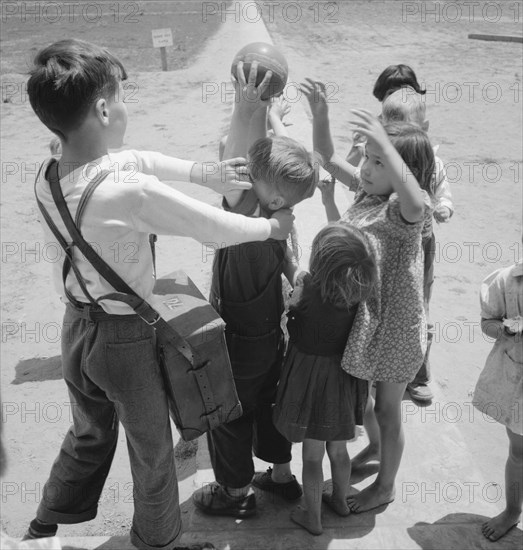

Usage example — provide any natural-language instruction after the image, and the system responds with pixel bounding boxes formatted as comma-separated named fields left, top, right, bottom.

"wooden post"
left=160, top=46, right=168, bottom=71
left=152, top=28, right=173, bottom=72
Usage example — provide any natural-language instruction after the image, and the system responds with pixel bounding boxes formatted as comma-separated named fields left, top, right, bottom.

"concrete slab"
left=184, top=386, right=523, bottom=549
left=178, top=3, right=523, bottom=549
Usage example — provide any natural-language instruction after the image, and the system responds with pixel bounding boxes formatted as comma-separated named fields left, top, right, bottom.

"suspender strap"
left=34, top=160, right=97, bottom=305
left=37, top=158, right=196, bottom=366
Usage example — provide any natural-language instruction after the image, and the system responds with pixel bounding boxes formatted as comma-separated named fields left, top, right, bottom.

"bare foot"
left=322, top=492, right=351, bottom=517
left=351, top=444, right=380, bottom=473
left=290, top=505, right=323, bottom=536
left=482, top=510, right=520, bottom=541
left=347, top=482, right=395, bottom=513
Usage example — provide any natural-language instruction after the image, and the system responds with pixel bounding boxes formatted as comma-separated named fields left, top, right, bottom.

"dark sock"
left=23, top=518, right=58, bottom=539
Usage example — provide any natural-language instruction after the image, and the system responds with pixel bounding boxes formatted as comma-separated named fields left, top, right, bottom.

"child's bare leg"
left=352, top=385, right=380, bottom=472
left=323, top=441, right=351, bottom=516
left=348, top=381, right=406, bottom=512
left=482, top=427, right=523, bottom=541
left=291, top=439, right=324, bottom=535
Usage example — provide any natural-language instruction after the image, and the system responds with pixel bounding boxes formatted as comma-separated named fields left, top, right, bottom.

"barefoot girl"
left=273, top=224, right=377, bottom=534
left=473, top=259, right=523, bottom=542
left=302, top=80, right=435, bottom=513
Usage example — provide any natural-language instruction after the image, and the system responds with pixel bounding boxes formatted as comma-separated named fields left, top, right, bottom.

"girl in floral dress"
left=302, top=80, right=435, bottom=513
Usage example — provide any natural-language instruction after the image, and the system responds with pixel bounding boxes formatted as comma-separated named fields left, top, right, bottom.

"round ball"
left=231, top=42, right=289, bottom=100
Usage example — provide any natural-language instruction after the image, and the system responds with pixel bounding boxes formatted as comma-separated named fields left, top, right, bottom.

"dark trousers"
left=36, top=304, right=180, bottom=550
left=412, top=232, right=436, bottom=385
left=207, top=329, right=292, bottom=488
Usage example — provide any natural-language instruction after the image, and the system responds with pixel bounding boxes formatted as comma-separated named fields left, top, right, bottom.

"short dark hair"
left=27, top=39, right=127, bottom=139
left=373, top=64, right=425, bottom=102
left=248, top=136, right=318, bottom=206
left=384, top=122, right=435, bottom=196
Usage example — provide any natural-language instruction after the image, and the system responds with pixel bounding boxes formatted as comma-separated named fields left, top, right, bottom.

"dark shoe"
left=192, top=482, right=256, bottom=518
left=252, top=468, right=303, bottom=501
left=407, top=383, right=434, bottom=402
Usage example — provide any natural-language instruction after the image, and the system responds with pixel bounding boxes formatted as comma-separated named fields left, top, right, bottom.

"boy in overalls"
left=193, top=63, right=318, bottom=517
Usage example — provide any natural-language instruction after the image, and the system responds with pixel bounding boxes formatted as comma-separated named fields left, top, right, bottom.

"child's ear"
left=95, top=98, right=110, bottom=126
left=422, top=120, right=429, bottom=132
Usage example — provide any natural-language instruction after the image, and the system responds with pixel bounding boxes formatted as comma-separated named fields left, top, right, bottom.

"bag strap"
left=40, top=158, right=196, bottom=365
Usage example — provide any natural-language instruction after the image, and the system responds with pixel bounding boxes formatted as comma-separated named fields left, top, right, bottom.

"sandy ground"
left=1, top=0, right=522, bottom=543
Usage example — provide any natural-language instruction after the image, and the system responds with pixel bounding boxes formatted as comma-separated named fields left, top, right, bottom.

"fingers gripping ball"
left=231, top=42, right=289, bottom=100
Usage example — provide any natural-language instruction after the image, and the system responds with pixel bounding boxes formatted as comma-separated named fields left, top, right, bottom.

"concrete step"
left=182, top=385, right=522, bottom=550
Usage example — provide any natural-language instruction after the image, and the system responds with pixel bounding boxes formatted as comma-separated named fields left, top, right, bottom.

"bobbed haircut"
left=383, top=122, right=435, bottom=196
left=248, top=136, right=318, bottom=207
left=309, top=223, right=377, bottom=309
left=373, top=64, right=425, bottom=102
left=381, top=86, right=426, bottom=127
left=27, top=39, right=127, bottom=139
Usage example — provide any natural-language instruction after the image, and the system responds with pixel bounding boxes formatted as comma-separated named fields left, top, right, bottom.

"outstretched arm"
left=123, top=150, right=253, bottom=196
left=300, top=79, right=359, bottom=190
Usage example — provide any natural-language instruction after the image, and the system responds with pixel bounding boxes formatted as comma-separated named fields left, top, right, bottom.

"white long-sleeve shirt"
left=36, top=150, right=272, bottom=314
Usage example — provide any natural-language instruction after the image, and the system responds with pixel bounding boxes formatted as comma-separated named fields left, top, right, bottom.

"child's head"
left=27, top=39, right=127, bottom=146
left=361, top=122, right=435, bottom=197
left=309, top=224, right=376, bottom=308
left=381, top=87, right=429, bottom=131
left=373, top=64, right=425, bottom=102
left=247, top=136, right=318, bottom=210
left=388, top=122, right=435, bottom=195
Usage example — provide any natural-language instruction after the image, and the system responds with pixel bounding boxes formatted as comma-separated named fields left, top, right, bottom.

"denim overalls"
left=207, top=237, right=292, bottom=488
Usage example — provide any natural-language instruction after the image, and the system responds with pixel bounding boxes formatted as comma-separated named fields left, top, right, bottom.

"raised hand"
left=349, top=109, right=391, bottom=153
left=232, top=61, right=272, bottom=116
left=269, top=95, right=291, bottom=122
left=300, top=78, right=329, bottom=119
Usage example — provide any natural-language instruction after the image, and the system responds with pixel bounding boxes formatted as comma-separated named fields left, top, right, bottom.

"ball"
left=231, top=42, right=289, bottom=100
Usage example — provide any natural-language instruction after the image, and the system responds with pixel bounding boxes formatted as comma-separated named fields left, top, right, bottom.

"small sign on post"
left=152, top=28, right=173, bottom=71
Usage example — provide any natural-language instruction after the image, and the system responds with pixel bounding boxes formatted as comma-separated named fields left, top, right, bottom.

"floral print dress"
left=341, top=188, right=432, bottom=383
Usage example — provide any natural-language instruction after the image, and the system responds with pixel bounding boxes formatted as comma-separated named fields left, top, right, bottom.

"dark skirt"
left=273, top=343, right=368, bottom=442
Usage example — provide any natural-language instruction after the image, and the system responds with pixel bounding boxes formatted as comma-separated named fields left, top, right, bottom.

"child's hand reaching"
left=433, top=204, right=451, bottom=223
left=269, top=95, right=291, bottom=123
left=349, top=109, right=391, bottom=154
left=269, top=208, right=295, bottom=240
left=216, top=158, right=252, bottom=193
left=300, top=78, right=329, bottom=120
left=318, top=176, right=336, bottom=206
left=232, top=61, right=272, bottom=116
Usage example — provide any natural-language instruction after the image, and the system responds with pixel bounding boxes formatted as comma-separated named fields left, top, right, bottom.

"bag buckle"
left=143, top=311, right=161, bottom=326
